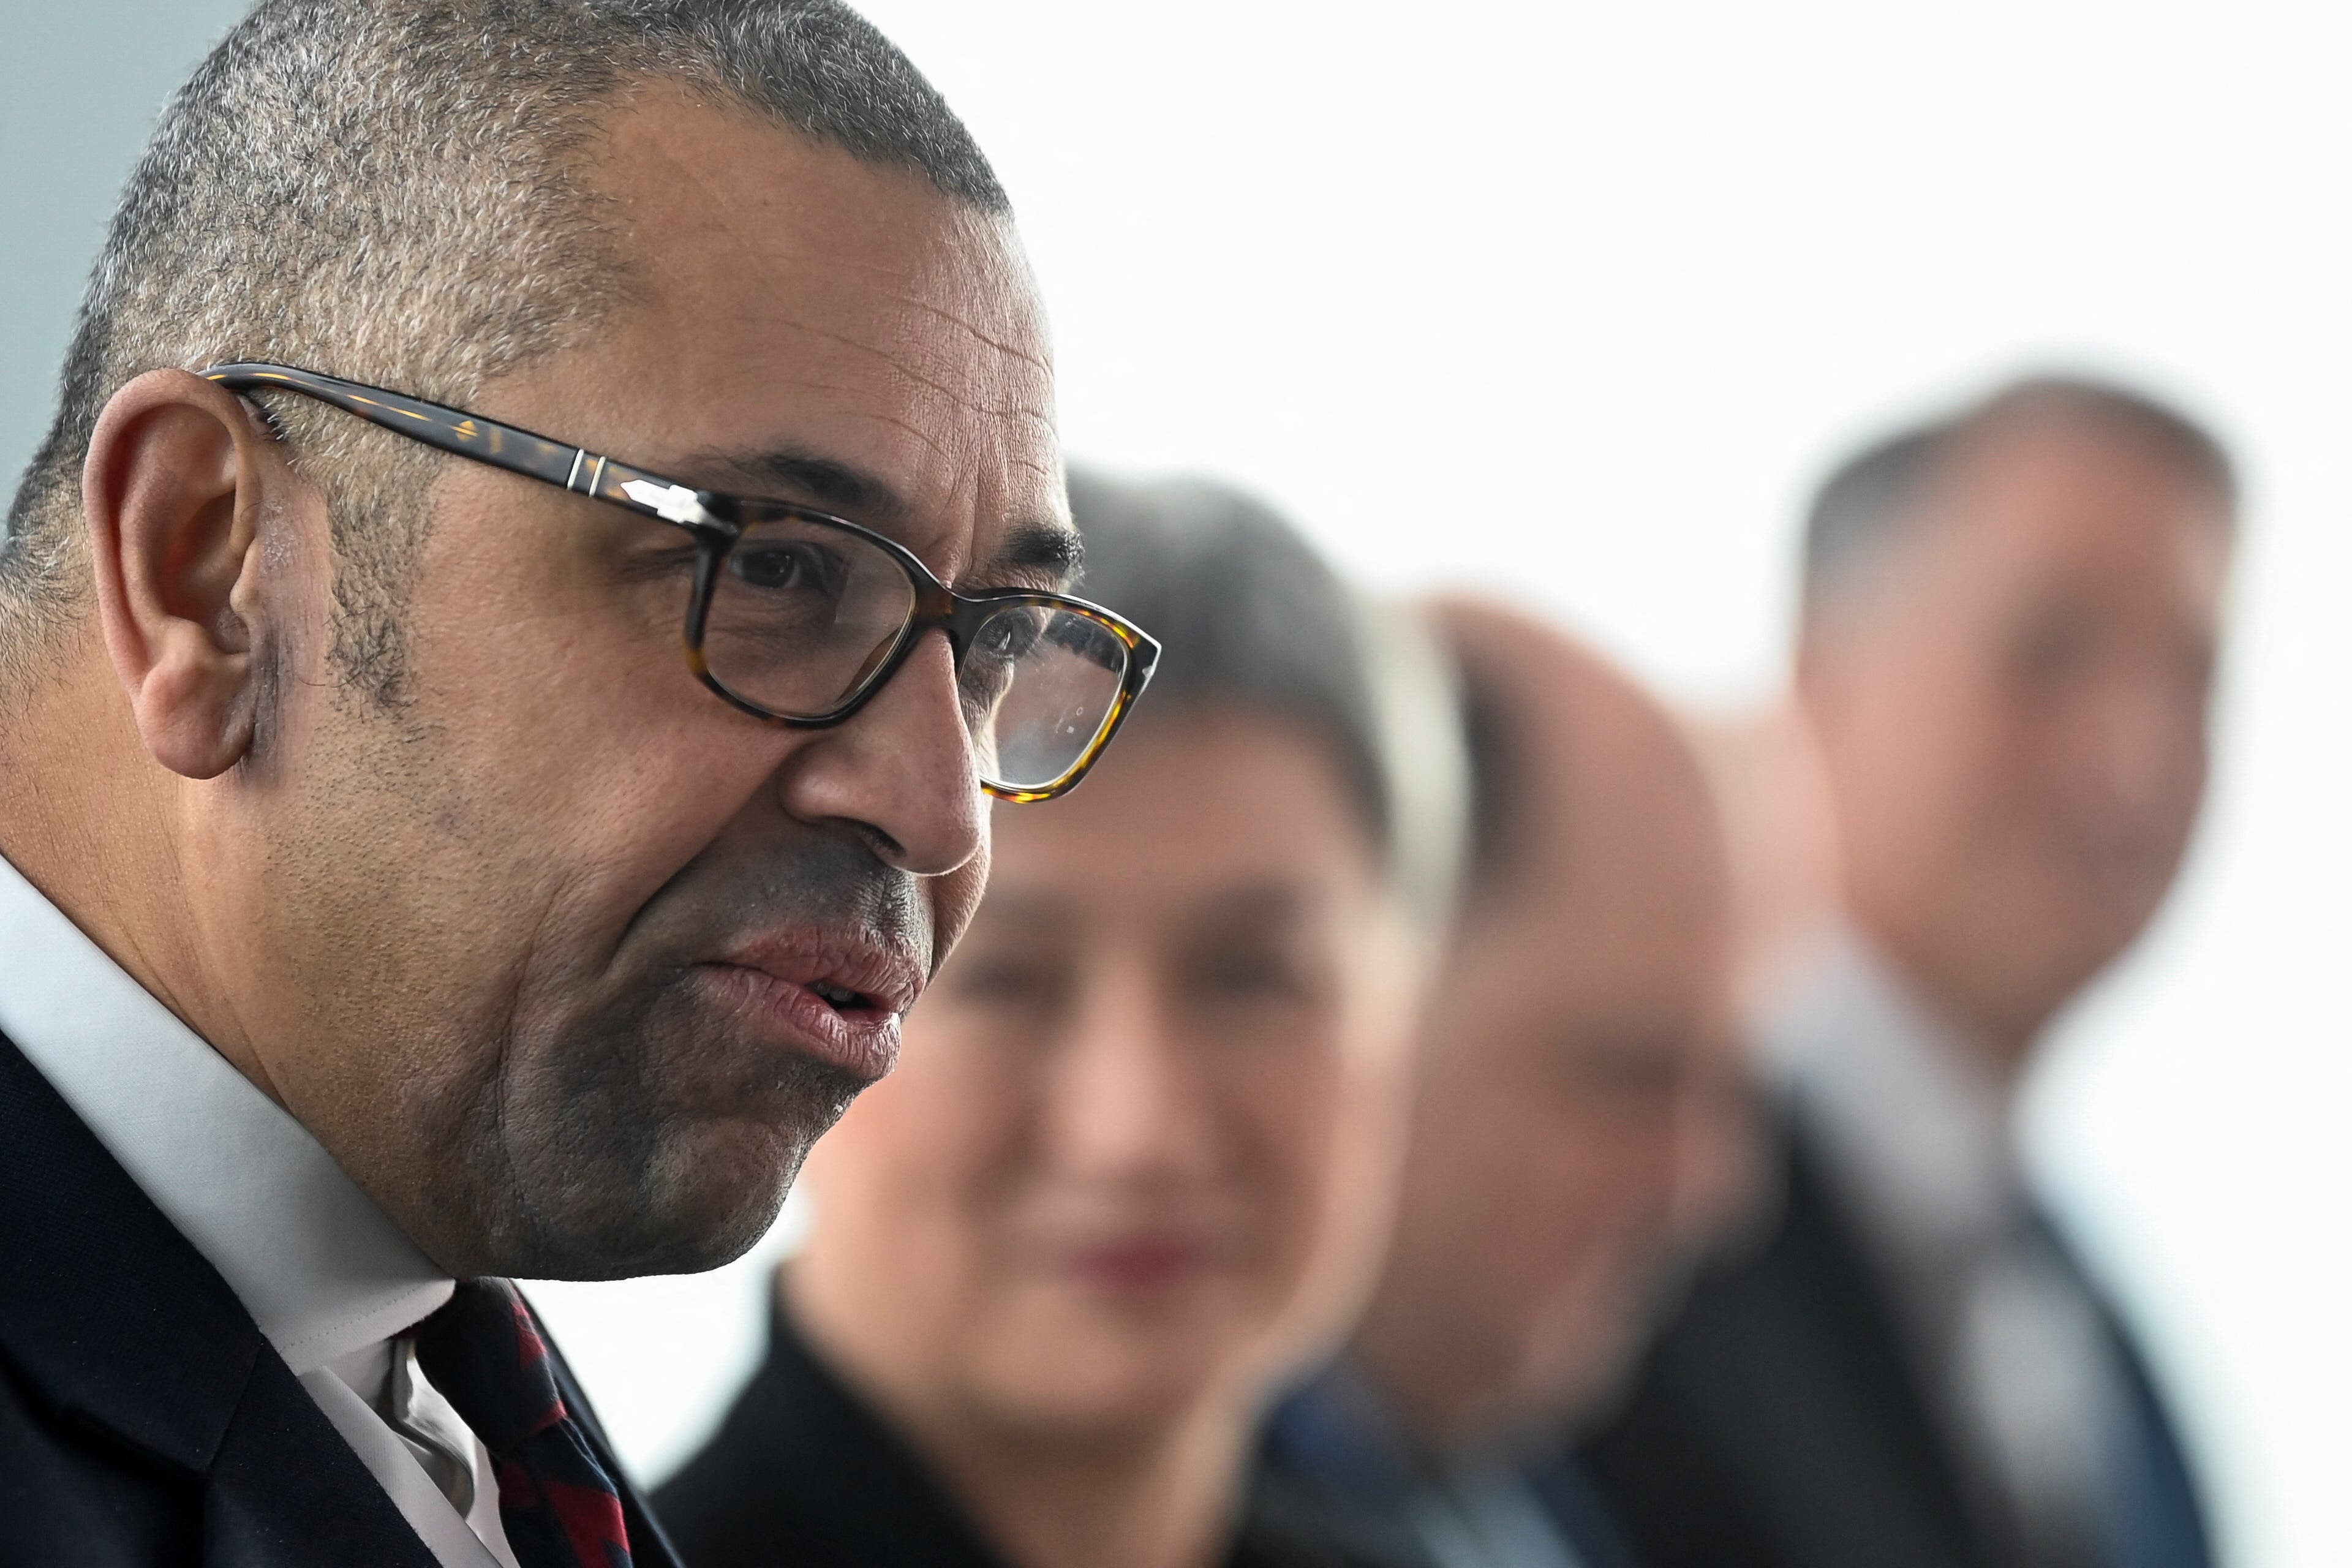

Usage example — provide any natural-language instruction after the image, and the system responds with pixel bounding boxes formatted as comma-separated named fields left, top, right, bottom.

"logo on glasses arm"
left=620, top=478, right=712, bottom=526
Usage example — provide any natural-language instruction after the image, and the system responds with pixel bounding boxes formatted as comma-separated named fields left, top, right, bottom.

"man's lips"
left=696, top=929, right=924, bottom=1084
left=720, top=930, right=924, bottom=1013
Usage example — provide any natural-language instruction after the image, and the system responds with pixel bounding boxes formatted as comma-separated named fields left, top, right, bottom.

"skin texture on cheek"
left=255, top=578, right=959, bottom=1279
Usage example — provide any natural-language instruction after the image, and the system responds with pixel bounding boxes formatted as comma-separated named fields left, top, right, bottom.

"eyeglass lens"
left=700, top=513, right=920, bottom=716
left=699, top=514, right=1131, bottom=793
left=963, top=604, right=1132, bottom=793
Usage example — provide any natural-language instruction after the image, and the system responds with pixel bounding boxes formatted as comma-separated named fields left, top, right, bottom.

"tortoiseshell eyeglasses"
left=203, top=363, right=1159, bottom=802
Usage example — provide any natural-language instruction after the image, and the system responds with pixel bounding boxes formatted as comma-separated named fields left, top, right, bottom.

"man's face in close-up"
left=1803, top=415, right=2232, bottom=1057
left=199, top=91, right=1066, bottom=1281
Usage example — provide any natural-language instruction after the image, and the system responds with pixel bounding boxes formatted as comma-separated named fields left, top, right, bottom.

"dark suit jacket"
left=657, top=1305, right=1392, bottom=1568
left=0, top=1030, right=677, bottom=1567
left=1578, top=1125, right=2213, bottom=1568
left=1256, top=1368, right=1641, bottom=1568
left=1526, top=1458, right=1642, bottom=1568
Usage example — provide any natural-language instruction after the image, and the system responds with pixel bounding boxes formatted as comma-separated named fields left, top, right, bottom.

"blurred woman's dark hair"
left=1065, top=465, right=1465, bottom=924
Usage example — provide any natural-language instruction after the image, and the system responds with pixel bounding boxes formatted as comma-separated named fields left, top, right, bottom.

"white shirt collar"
left=0, top=850, right=452, bottom=1374
left=1758, top=923, right=2023, bottom=1267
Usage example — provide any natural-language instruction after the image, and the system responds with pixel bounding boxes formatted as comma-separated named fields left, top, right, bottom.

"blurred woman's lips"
left=1058, top=1234, right=1215, bottom=1294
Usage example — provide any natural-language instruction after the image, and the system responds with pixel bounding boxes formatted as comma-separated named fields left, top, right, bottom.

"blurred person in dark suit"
left=0, top=4, right=1163, bottom=1565
left=1261, top=601, right=1757, bottom=1568
left=1584, top=376, right=2235, bottom=1568
left=655, top=470, right=1468, bottom=1568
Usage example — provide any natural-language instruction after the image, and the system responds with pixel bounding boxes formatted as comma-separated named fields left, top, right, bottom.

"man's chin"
left=493, top=1095, right=854, bottom=1281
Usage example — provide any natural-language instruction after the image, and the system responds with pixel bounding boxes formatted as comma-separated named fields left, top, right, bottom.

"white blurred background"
left=6, top=5, right=2346, bottom=1564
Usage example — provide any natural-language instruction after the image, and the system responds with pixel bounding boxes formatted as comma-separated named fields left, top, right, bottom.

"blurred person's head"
left=1348, top=601, right=1749, bottom=1451
left=786, top=469, right=1463, bottom=1561
left=0, top=0, right=1092, bottom=1281
left=1795, top=376, right=2236, bottom=1072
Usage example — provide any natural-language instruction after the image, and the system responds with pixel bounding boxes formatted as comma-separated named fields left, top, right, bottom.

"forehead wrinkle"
left=612, top=171, right=1042, bottom=401
left=682, top=298, right=1039, bottom=413
left=872, top=338, right=1054, bottom=423
left=608, top=163, right=1041, bottom=418
left=697, top=257, right=1044, bottom=404
left=797, top=220, right=1048, bottom=377
left=885, top=290, right=1052, bottom=374
left=756, top=244, right=1047, bottom=409
left=855, top=409, right=1066, bottom=586
left=698, top=311, right=1050, bottom=424
left=1008, top=446, right=1061, bottom=488
left=861, top=407, right=957, bottom=477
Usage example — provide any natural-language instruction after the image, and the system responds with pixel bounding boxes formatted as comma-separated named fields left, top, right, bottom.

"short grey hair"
left=1, top=0, right=1005, bottom=705
left=1801, top=373, right=2237, bottom=611
left=1065, top=466, right=1468, bottom=925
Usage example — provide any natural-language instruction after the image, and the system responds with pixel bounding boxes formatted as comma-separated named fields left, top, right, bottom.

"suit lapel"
left=1672, top=1128, right=1994, bottom=1568
left=0, top=1033, right=439, bottom=1567
left=2032, top=1213, right=2216, bottom=1568
left=2103, top=1334, right=2215, bottom=1568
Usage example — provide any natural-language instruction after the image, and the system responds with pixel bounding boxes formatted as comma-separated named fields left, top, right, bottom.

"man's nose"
left=2065, top=670, right=2206, bottom=830
left=775, top=629, right=984, bottom=876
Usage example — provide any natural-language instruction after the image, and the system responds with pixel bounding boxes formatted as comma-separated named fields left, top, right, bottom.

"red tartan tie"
left=413, top=1278, right=635, bottom=1568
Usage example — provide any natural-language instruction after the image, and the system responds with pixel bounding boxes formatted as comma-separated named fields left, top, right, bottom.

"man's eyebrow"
left=986, top=521, right=1085, bottom=590
left=684, top=445, right=1084, bottom=590
left=688, top=447, right=907, bottom=522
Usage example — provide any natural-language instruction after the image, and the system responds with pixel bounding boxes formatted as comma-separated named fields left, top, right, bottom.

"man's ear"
left=81, top=368, right=300, bottom=780
left=1790, top=596, right=1853, bottom=724
left=1791, top=614, right=1830, bottom=712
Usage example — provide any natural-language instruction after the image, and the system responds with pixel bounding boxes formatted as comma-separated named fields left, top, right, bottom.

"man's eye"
left=957, top=611, right=1044, bottom=721
left=2009, top=614, right=2092, bottom=686
left=732, top=545, right=842, bottom=594
left=978, top=611, right=1044, bottom=661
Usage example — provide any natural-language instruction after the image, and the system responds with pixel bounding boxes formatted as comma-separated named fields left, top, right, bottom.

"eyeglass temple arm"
left=200, top=362, right=719, bottom=533
left=200, top=362, right=1167, bottom=704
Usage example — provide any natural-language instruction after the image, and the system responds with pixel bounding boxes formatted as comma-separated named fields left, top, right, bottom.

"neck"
left=787, top=1274, right=1251, bottom=1568
left=1855, top=921, right=2045, bottom=1095
left=0, top=649, right=270, bottom=1098
left=940, top=1403, right=1246, bottom=1568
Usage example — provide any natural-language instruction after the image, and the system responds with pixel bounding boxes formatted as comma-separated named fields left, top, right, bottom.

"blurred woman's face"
left=791, top=707, right=1422, bottom=1436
